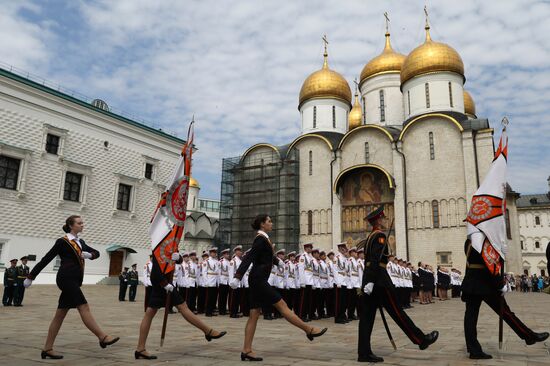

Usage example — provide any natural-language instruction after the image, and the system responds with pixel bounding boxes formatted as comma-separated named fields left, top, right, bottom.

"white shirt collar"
left=66, top=233, right=82, bottom=248
left=257, top=230, right=269, bottom=239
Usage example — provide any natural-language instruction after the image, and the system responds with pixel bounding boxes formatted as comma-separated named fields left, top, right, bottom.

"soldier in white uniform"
left=229, top=245, right=243, bottom=318
left=142, top=255, right=153, bottom=312
left=175, top=253, right=188, bottom=300
left=241, top=248, right=252, bottom=316
left=204, top=247, right=220, bottom=317
left=285, top=251, right=297, bottom=311
left=311, top=248, right=321, bottom=320
left=297, top=243, right=314, bottom=322
left=218, top=249, right=231, bottom=315
left=273, top=249, right=286, bottom=319
left=186, top=251, right=198, bottom=312
left=357, top=249, right=365, bottom=314
left=347, top=247, right=360, bottom=321
left=333, top=243, right=349, bottom=323
left=318, top=251, right=330, bottom=318
left=196, top=251, right=209, bottom=314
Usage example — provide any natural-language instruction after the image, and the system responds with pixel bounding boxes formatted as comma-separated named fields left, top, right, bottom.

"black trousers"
left=298, top=285, right=312, bottom=319
left=2, top=284, right=14, bottom=305
left=334, top=285, right=348, bottom=321
left=13, top=282, right=25, bottom=305
left=118, top=283, right=127, bottom=301
left=229, top=287, right=241, bottom=315
left=316, top=289, right=326, bottom=317
left=463, top=293, right=535, bottom=354
left=283, top=288, right=294, bottom=311
left=187, top=286, right=197, bottom=311
left=358, top=286, right=425, bottom=357
left=326, top=287, right=335, bottom=317
left=205, top=286, right=218, bottom=315
left=241, top=287, right=250, bottom=316
left=129, top=284, right=137, bottom=301
left=347, top=288, right=358, bottom=318
left=293, top=288, right=301, bottom=315
left=197, top=286, right=206, bottom=313
left=218, top=284, right=229, bottom=315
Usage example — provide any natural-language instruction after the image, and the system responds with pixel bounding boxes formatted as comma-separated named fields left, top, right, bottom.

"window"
left=505, top=209, right=512, bottom=240
left=260, top=159, right=265, bottom=181
left=45, top=134, right=60, bottom=155
left=313, top=106, right=317, bottom=128
left=407, top=90, right=411, bottom=115
left=429, top=132, right=435, bottom=160
left=117, top=183, right=132, bottom=211
left=436, top=251, right=452, bottom=266
left=364, top=142, right=370, bottom=163
left=63, top=172, right=82, bottom=202
left=144, top=163, right=154, bottom=180
left=535, top=216, right=540, bottom=225
left=520, top=240, right=524, bottom=250
left=363, top=97, right=366, bottom=124
left=0, top=241, right=4, bottom=266
left=425, top=83, right=430, bottom=108
left=307, top=210, right=313, bottom=235
left=0, top=156, right=21, bottom=190
left=432, top=200, right=440, bottom=228
left=308, top=151, right=313, bottom=176
left=448, top=82, right=453, bottom=108
left=332, top=106, right=336, bottom=128
left=379, top=90, right=385, bottom=122
left=535, top=241, right=540, bottom=249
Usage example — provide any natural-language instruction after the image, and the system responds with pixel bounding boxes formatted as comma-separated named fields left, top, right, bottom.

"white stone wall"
left=518, top=207, right=550, bottom=275
left=339, top=127, right=394, bottom=172
left=360, top=73, right=404, bottom=126
left=300, top=99, right=350, bottom=135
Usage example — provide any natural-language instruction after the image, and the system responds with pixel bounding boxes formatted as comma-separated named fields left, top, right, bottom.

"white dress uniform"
left=268, top=265, right=277, bottom=286
left=142, top=261, right=152, bottom=287
left=319, top=260, right=329, bottom=289
left=348, top=257, right=361, bottom=289
left=327, top=258, right=334, bottom=288
left=285, top=260, right=296, bottom=289
left=333, top=253, right=348, bottom=288
left=187, top=260, right=197, bottom=288
left=228, top=255, right=241, bottom=287
left=387, top=261, right=399, bottom=288
left=219, top=258, right=230, bottom=286
left=357, top=258, right=364, bottom=286
left=298, top=252, right=314, bottom=287
left=312, top=258, right=321, bottom=289
left=175, top=263, right=186, bottom=288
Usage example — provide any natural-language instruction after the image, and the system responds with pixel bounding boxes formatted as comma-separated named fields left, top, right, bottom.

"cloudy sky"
left=2, top=0, right=549, bottom=199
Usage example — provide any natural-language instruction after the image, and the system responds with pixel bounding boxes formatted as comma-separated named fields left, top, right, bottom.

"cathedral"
left=219, top=17, right=522, bottom=273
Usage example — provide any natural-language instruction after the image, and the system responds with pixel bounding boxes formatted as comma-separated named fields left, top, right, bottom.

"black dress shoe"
left=241, top=352, right=263, bottom=361
left=469, top=351, right=492, bottom=359
left=41, top=349, right=63, bottom=359
left=348, top=315, right=358, bottom=321
left=230, top=314, right=242, bottom=318
left=205, top=329, right=227, bottom=342
left=526, top=331, right=549, bottom=345
left=135, top=350, right=158, bottom=359
left=335, top=318, right=347, bottom=324
left=99, top=335, right=120, bottom=348
left=307, top=327, right=328, bottom=341
left=263, top=315, right=273, bottom=320
left=358, top=353, right=384, bottom=363
left=419, top=331, right=439, bottom=350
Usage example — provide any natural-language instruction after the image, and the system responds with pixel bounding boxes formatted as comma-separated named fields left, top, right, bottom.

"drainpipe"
left=330, top=149, right=338, bottom=205
left=472, top=130, right=480, bottom=187
left=395, top=141, right=409, bottom=261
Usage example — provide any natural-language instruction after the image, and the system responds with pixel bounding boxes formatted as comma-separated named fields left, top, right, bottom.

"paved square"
left=1, top=286, right=549, bottom=365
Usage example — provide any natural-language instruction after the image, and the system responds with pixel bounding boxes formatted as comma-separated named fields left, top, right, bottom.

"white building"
left=517, top=177, right=550, bottom=276
left=221, top=18, right=523, bottom=273
left=0, top=67, right=216, bottom=284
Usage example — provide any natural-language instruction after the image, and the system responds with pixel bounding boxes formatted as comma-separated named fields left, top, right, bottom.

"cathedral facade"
left=221, top=20, right=522, bottom=273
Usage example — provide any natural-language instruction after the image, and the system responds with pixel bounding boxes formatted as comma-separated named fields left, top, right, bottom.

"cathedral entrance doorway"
left=335, top=165, right=396, bottom=253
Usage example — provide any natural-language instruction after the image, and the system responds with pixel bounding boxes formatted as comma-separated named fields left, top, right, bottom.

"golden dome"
left=348, top=91, right=362, bottom=130
left=189, top=177, right=200, bottom=188
left=299, top=50, right=352, bottom=109
left=401, top=24, right=464, bottom=85
left=360, top=32, right=406, bottom=85
left=463, top=90, right=476, bottom=117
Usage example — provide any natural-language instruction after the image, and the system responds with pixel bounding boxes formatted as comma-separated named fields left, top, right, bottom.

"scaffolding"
left=219, top=148, right=300, bottom=253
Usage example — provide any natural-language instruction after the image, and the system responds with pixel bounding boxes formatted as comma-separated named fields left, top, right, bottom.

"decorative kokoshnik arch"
left=399, top=113, right=463, bottom=141
left=333, top=163, right=395, bottom=193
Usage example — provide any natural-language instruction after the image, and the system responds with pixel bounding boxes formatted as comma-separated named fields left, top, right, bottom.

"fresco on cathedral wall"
left=340, top=168, right=396, bottom=254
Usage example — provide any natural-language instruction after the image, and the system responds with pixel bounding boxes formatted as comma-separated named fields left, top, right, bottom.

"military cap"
left=189, top=251, right=197, bottom=256
left=327, top=250, right=335, bottom=256
left=311, top=248, right=320, bottom=253
left=208, top=247, right=218, bottom=252
left=357, top=248, right=364, bottom=254
left=348, top=247, right=357, bottom=253
left=337, top=242, right=348, bottom=248
left=287, top=251, right=296, bottom=257
left=131, top=263, right=137, bottom=267
left=124, top=267, right=129, bottom=270
left=10, top=258, right=17, bottom=263
left=302, top=242, right=313, bottom=248
left=365, top=205, right=385, bottom=223
left=233, top=245, right=243, bottom=252
left=20, top=256, right=28, bottom=261
left=276, top=248, right=286, bottom=255
left=182, top=252, right=189, bottom=257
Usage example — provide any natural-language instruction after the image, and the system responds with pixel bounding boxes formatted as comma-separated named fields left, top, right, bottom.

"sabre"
left=499, top=262, right=504, bottom=350
left=160, top=271, right=173, bottom=347
left=379, top=305, right=397, bottom=350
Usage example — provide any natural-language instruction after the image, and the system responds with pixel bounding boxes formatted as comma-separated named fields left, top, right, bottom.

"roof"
left=186, top=229, right=214, bottom=240
left=517, top=194, right=550, bottom=208
left=0, top=67, right=186, bottom=145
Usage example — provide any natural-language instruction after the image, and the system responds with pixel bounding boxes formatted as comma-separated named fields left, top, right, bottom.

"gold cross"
left=424, top=5, right=429, bottom=28
left=353, top=78, right=359, bottom=93
left=384, top=12, right=390, bottom=33
left=322, top=34, right=329, bottom=53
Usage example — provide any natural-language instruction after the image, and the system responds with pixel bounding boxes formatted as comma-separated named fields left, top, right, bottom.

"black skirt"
left=249, top=278, right=281, bottom=309
left=148, top=284, right=185, bottom=309
left=56, top=278, right=87, bottom=309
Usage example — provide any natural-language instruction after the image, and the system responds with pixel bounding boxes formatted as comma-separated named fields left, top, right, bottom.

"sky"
left=2, top=0, right=549, bottom=199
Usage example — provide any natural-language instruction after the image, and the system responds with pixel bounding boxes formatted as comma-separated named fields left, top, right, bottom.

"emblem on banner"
left=466, top=195, right=503, bottom=226
left=167, top=176, right=189, bottom=225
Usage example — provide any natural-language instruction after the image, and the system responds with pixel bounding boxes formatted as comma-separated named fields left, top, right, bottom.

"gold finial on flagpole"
left=501, top=116, right=509, bottom=130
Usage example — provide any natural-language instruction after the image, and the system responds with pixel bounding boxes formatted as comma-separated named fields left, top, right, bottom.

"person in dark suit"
left=546, top=242, right=550, bottom=277
left=134, top=250, right=226, bottom=359
left=358, top=207, right=439, bottom=363
left=461, top=238, right=549, bottom=359
left=231, top=214, right=327, bottom=361
left=24, top=215, right=120, bottom=359
left=2, top=259, right=18, bottom=306
left=128, top=264, right=139, bottom=302
left=119, top=267, right=129, bottom=301
left=14, top=256, right=30, bottom=306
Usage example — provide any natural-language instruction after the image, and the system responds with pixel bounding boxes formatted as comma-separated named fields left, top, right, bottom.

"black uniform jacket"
left=29, top=237, right=99, bottom=286
left=150, top=254, right=182, bottom=288
left=361, top=230, right=393, bottom=289
left=235, top=235, right=278, bottom=282
left=461, top=240, right=504, bottom=296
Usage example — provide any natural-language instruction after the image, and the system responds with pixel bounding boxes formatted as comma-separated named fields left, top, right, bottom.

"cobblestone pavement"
left=1, top=285, right=549, bottom=365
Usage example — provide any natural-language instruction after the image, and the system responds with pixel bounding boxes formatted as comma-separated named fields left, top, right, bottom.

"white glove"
left=24, top=279, right=32, bottom=288
left=164, top=284, right=174, bottom=292
left=171, top=252, right=181, bottom=261
left=499, top=284, right=508, bottom=296
left=229, top=278, right=240, bottom=289
left=81, top=251, right=93, bottom=259
left=363, top=282, right=374, bottom=295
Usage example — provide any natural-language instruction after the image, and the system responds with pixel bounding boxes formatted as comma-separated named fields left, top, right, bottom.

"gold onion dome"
left=401, top=23, right=465, bottom=85
left=463, top=90, right=476, bottom=117
left=348, top=89, right=362, bottom=130
left=360, top=32, right=406, bottom=85
left=299, top=48, right=352, bottom=109
left=189, top=177, right=200, bottom=188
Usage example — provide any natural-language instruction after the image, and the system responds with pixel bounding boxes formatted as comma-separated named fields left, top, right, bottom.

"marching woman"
left=134, top=251, right=227, bottom=360
left=23, top=215, right=120, bottom=359
left=230, top=214, right=327, bottom=361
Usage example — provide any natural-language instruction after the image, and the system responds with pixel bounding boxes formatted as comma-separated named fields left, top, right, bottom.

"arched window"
left=332, top=106, right=336, bottom=128
left=308, top=150, right=313, bottom=176
left=407, top=90, right=411, bottom=115
left=429, top=132, right=435, bottom=160
left=425, top=83, right=430, bottom=108
left=313, top=106, right=317, bottom=128
left=307, top=210, right=313, bottom=235
left=379, top=90, right=386, bottom=122
left=535, top=216, right=540, bottom=225
left=535, top=241, right=540, bottom=249
left=362, top=97, right=366, bottom=124
left=432, top=200, right=440, bottom=228
left=505, top=209, right=512, bottom=239
left=364, top=142, right=370, bottom=163
left=448, top=82, right=453, bottom=107
left=521, top=240, right=524, bottom=250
